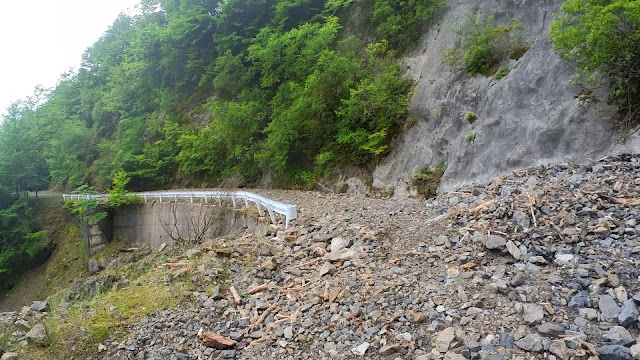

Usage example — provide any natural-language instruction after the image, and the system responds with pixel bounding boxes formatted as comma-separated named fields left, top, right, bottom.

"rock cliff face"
left=373, top=0, right=640, bottom=193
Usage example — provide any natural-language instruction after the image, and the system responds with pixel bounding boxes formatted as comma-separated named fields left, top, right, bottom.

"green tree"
left=550, top=0, right=640, bottom=127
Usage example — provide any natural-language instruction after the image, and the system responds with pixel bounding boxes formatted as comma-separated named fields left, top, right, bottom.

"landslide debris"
left=8, top=154, right=640, bottom=359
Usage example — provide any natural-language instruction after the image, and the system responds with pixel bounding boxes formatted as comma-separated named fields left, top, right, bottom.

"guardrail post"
left=266, top=204, right=276, bottom=224
left=256, top=201, right=263, bottom=216
left=190, top=194, right=194, bottom=204
left=231, top=194, right=236, bottom=207
left=174, top=194, right=178, bottom=201
left=217, top=195, right=222, bottom=205
left=204, top=194, right=208, bottom=204
left=144, top=194, right=148, bottom=202
left=159, top=194, right=162, bottom=202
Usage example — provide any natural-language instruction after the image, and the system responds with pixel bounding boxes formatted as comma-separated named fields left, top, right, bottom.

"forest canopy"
left=0, top=0, right=444, bottom=194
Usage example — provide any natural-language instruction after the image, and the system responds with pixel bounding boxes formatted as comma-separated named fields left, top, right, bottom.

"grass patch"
left=411, top=161, right=446, bottom=198
left=494, top=67, right=510, bottom=80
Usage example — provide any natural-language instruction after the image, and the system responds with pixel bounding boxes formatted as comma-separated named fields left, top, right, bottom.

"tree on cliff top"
left=550, top=0, right=640, bottom=129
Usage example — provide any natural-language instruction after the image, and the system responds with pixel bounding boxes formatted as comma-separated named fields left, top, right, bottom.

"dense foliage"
left=0, top=201, right=50, bottom=290
left=0, top=0, right=443, bottom=285
left=442, top=11, right=528, bottom=76
left=550, top=0, right=640, bottom=128
left=0, top=0, right=443, bottom=192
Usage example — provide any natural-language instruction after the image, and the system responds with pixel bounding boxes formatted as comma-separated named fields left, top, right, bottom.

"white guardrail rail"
left=63, top=191, right=297, bottom=228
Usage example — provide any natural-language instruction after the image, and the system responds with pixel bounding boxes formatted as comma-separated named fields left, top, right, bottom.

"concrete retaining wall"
left=111, top=203, right=267, bottom=247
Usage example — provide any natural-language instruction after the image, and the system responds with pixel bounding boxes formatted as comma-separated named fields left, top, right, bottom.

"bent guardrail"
left=63, top=191, right=297, bottom=228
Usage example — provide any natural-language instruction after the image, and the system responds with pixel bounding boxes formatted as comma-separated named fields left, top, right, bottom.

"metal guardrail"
left=63, top=191, right=297, bottom=228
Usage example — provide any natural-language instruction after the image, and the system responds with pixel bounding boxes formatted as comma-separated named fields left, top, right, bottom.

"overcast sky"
left=0, top=0, right=140, bottom=117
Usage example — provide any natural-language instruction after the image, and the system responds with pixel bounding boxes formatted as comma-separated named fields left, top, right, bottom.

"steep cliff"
left=373, top=0, right=640, bottom=193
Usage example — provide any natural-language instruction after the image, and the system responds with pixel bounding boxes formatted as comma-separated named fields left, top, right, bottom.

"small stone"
left=514, top=325, right=529, bottom=340
left=512, top=210, right=531, bottom=229
left=554, top=253, right=575, bottom=266
left=537, top=323, right=565, bottom=337
left=351, top=342, right=370, bottom=356
left=318, top=262, right=336, bottom=276
left=26, top=323, right=49, bottom=346
left=629, top=343, right=640, bottom=360
left=549, top=339, right=570, bottom=360
left=608, top=273, right=621, bottom=287
left=30, top=301, right=49, bottom=312
left=499, top=331, right=514, bottom=349
left=604, top=326, right=634, bottom=344
left=523, top=303, right=545, bottom=324
left=599, top=295, right=621, bottom=320
left=579, top=308, right=598, bottom=320
left=220, top=349, right=236, bottom=358
left=395, top=332, right=412, bottom=341
left=444, top=352, right=467, bottom=360
left=330, top=237, right=347, bottom=252
left=569, top=291, right=590, bottom=309
left=0, top=353, right=19, bottom=360
left=515, top=333, right=544, bottom=352
left=378, top=344, right=402, bottom=355
left=597, top=344, right=633, bottom=360
left=284, top=326, right=293, bottom=339
left=260, top=257, right=278, bottom=271
left=529, top=256, right=547, bottom=264
left=485, top=235, right=507, bottom=250
left=434, top=235, right=448, bottom=246
left=88, top=258, right=100, bottom=274
left=435, top=327, right=456, bottom=352
left=618, top=299, right=639, bottom=327
left=615, top=287, right=628, bottom=303
left=506, top=241, right=522, bottom=260
left=199, top=332, right=236, bottom=349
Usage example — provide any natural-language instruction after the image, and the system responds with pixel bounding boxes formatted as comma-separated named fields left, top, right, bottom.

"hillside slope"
left=373, top=0, right=640, bottom=194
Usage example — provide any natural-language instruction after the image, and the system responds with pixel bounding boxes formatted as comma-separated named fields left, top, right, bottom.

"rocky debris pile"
left=95, top=154, right=640, bottom=359
left=0, top=301, right=51, bottom=352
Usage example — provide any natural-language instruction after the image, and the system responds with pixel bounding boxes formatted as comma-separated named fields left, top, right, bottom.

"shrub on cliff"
left=442, top=11, right=529, bottom=76
left=550, top=0, right=640, bottom=128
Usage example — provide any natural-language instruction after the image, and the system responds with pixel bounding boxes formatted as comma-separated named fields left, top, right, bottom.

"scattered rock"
left=318, top=262, right=336, bottom=276
left=549, top=339, right=571, bottom=360
left=25, top=323, right=49, bottom=346
left=597, top=344, right=634, bottom=360
left=485, top=235, right=507, bottom=250
left=599, top=295, right=622, bottom=320
left=199, top=332, right=236, bottom=349
left=629, top=343, right=640, bottom=360
left=351, top=342, right=370, bottom=356
left=537, top=322, right=565, bottom=337
left=30, top=300, right=48, bottom=312
left=283, top=326, right=293, bottom=339
left=0, top=353, right=18, bottom=360
left=260, top=257, right=278, bottom=271
left=506, top=241, right=522, bottom=260
left=515, top=333, right=544, bottom=352
left=604, top=326, right=634, bottom=344
left=618, top=299, right=639, bottom=327
left=435, top=327, right=456, bottom=353
left=523, top=303, right=545, bottom=324
left=88, top=258, right=100, bottom=274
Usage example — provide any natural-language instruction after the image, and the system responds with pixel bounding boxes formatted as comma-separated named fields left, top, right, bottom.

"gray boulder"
left=26, top=323, right=49, bottom=346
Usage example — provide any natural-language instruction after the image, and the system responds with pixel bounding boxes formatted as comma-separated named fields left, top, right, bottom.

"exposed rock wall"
left=373, top=0, right=640, bottom=194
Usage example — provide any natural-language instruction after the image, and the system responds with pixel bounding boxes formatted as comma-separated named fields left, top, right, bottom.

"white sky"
left=0, top=0, right=140, bottom=117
